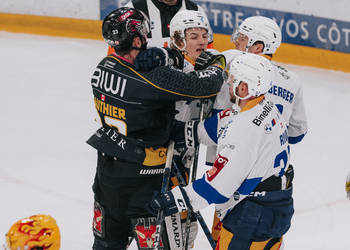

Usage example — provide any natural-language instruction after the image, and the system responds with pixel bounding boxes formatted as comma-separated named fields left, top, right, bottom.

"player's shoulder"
left=272, top=62, right=299, bottom=81
left=222, top=49, right=244, bottom=60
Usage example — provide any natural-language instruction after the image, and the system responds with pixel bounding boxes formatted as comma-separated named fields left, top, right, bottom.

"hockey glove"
left=134, top=47, right=184, bottom=71
left=135, top=47, right=167, bottom=71
left=146, top=186, right=192, bottom=217
left=194, top=51, right=226, bottom=71
left=170, top=120, right=199, bottom=150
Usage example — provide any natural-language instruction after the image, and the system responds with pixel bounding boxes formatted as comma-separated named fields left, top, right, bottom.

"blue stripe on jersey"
left=193, top=175, right=229, bottom=204
left=289, top=133, right=306, bottom=144
left=204, top=114, right=218, bottom=144
left=237, top=177, right=263, bottom=195
left=211, top=109, right=222, bottom=116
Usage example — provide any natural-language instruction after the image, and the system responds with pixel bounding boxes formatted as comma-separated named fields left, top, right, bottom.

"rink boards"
left=1, top=1, right=350, bottom=72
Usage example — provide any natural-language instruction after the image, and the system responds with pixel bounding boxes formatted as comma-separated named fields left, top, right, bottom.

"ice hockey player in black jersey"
left=86, top=7, right=225, bottom=250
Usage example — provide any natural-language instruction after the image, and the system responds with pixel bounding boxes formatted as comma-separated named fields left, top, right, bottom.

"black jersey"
left=89, top=54, right=223, bottom=164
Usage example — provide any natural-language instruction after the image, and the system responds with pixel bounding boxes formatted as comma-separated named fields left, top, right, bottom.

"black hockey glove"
left=134, top=47, right=184, bottom=71
left=170, top=120, right=199, bottom=150
left=165, top=47, right=184, bottom=69
left=135, top=47, right=166, bottom=71
left=146, top=186, right=192, bottom=217
left=194, top=51, right=226, bottom=70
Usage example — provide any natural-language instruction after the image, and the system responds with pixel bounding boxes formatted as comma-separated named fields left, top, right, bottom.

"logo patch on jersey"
left=207, top=154, right=228, bottom=181
left=219, top=108, right=231, bottom=119
left=264, top=123, right=272, bottom=134
left=134, top=217, right=163, bottom=249
left=233, top=191, right=240, bottom=201
left=93, top=201, right=105, bottom=238
left=252, top=101, right=273, bottom=126
left=101, top=94, right=106, bottom=102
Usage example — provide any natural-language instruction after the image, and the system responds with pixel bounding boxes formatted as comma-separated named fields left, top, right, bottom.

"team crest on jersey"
left=134, top=217, right=163, bottom=249
left=219, top=108, right=231, bottom=119
left=207, top=154, right=228, bottom=181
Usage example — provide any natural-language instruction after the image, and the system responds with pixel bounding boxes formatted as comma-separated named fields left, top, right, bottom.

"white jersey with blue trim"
left=184, top=96, right=290, bottom=220
left=214, top=49, right=308, bottom=143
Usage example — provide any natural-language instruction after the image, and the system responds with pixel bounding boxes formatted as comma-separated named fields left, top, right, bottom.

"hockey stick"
left=184, top=99, right=214, bottom=250
left=154, top=140, right=175, bottom=250
left=172, top=160, right=216, bottom=249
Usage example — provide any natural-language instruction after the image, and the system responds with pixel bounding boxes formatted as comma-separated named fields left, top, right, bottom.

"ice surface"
left=1, top=32, right=350, bottom=249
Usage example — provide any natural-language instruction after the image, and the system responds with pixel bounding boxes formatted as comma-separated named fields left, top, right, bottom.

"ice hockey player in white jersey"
left=147, top=53, right=294, bottom=249
left=215, top=15, right=308, bottom=144
left=207, top=16, right=307, bottom=242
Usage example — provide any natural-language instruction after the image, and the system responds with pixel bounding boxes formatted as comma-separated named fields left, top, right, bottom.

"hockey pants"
left=216, top=187, right=294, bottom=250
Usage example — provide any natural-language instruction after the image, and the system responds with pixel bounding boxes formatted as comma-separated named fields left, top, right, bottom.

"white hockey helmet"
left=229, top=53, right=274, bottom=100
left=170, top=10, right=210, bottom=50
left=232, top=16, right=282, bottom=54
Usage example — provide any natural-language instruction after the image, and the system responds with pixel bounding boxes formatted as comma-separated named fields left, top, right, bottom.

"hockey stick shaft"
left=185, top=100, right=207, bottom=250
left=172, top=161, right=216, bottom=249
left=154, top=141, right=175, bottom=249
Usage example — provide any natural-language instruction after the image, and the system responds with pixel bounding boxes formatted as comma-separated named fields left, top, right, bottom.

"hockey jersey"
left=174, top=54, right=213, bottom=122
left=184, top=96, right=290, bottom=220
left=214, top=49, right=308, bottom=143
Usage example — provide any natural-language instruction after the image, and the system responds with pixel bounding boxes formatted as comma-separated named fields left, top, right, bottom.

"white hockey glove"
left=346, top=173, right=350, bottom=200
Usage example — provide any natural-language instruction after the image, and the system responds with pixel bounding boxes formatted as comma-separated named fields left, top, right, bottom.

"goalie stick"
left=154, top=140, right=175, bottom=250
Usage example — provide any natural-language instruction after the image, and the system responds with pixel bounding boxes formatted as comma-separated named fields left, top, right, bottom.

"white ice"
left=1, top=32, right=350, bottom=249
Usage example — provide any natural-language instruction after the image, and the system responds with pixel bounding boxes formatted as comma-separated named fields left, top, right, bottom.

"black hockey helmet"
left=102, top=7, right=150, bottom=51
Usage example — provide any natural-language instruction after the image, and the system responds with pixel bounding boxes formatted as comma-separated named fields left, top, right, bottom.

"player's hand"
left=164, top=47, right=184, bottom=69
left=146, top=186, right=192, bottom=216
left=194, top=51, right=226, bottom=70
left=134, top=47, right=184, bottom=71
left=170, top=120, right=199, bottom=150
left=135, top=47, right=167, bottom=71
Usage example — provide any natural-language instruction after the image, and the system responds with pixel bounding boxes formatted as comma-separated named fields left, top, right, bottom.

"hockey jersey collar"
left=240, top=95, right=265, bottom=112
left=109, top=53, right=134, bottom=66
left=184, top=53, right=196, bottom=66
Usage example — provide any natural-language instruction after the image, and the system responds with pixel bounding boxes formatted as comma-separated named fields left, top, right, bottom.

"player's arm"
left=288, top=79, right=308, bottom=144
left=138, top=55, right=225, bottom=101
left=148, top=127, right=257, bottom=216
